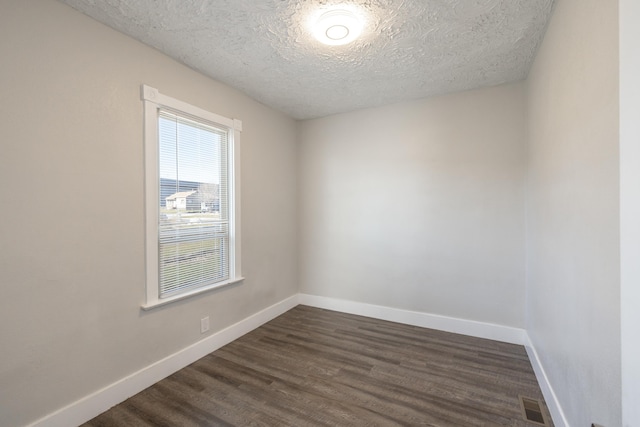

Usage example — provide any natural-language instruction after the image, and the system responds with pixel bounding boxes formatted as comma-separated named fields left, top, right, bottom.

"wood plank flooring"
left=83, top=305, right=553, bottom=426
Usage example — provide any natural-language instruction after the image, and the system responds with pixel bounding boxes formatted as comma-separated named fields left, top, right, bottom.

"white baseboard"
left=524, top=336, right=570, bottom=427
left=29, top=293, right=568, bottom=427
left=298, top=294, right=527, bottom=345
left=29, top=294, right=299, bottom=427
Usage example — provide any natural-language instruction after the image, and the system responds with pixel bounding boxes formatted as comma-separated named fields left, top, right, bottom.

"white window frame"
left=141, top=85, right=243, bottom=310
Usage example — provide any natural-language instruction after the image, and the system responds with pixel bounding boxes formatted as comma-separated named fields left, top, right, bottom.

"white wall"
left=0, top=1, right=298, bottom=426
left=620, top=0, right=640, bottom=425
left=298, top=83, right=527, bottom=328
left=525, top=0, right=621, bottom=425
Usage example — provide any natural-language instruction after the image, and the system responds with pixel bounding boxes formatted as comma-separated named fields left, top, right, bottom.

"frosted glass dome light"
left=313, top=9, right=363, bottom=46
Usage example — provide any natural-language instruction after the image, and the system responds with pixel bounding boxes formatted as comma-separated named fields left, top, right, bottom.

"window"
left=142, top=85, right=243, bottom=309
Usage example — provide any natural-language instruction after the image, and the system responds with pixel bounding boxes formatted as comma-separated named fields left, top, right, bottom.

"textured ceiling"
left=60, top=0, right=556, bottom=120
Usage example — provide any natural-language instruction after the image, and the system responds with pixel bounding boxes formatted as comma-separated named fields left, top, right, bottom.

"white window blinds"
left=157, top=110, right=230, bottom=297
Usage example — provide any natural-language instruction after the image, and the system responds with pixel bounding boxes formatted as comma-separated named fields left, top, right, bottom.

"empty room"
left=1, top=1, right=638, bottom=426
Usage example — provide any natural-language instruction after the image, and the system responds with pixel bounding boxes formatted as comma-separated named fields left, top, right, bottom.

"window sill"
left=141, top=277, right=245, bottom=311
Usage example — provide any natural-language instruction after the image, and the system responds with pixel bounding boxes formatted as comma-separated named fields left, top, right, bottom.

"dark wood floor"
left=83, top=305, right=553, bottom=426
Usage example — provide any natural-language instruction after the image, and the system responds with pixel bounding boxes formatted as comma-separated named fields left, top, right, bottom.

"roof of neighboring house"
left=165, top=190, right=197, bottom=200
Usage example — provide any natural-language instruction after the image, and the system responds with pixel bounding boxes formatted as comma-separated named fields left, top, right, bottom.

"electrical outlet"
left=200, top=316, right=210, bottom=333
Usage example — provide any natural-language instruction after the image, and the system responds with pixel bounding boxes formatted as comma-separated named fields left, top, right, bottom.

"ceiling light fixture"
left=313, top=9, right=363, bottom=46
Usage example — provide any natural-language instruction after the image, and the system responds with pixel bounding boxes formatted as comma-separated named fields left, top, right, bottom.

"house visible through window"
left=142, top=85, right=243, bottom=309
